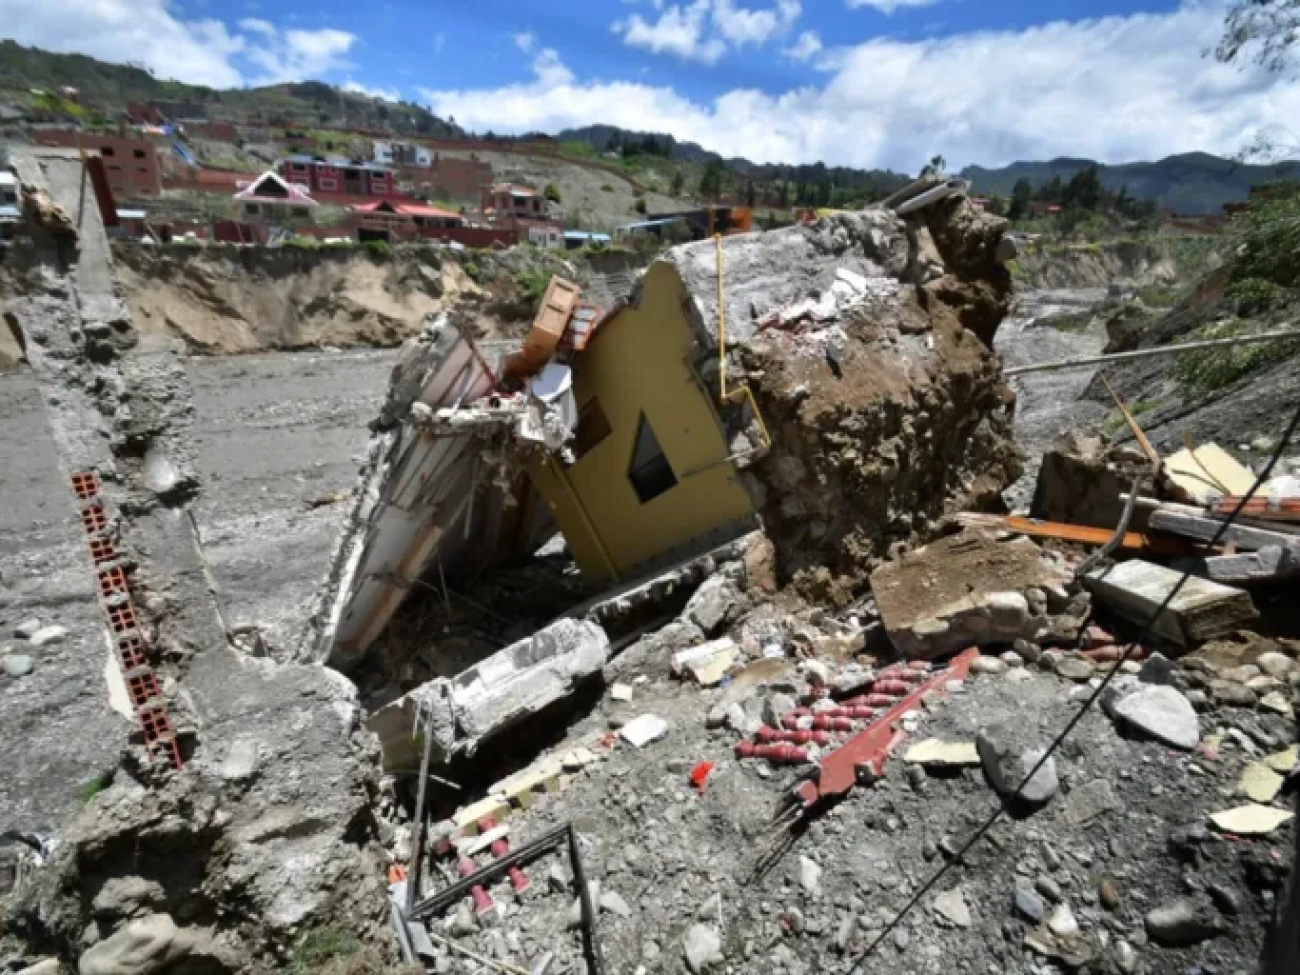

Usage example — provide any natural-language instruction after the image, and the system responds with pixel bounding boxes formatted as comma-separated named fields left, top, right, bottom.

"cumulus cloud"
left=514, top=31, right=537, bottom=53
left=613, top=0, right=800, bottom=62
left=614, top=0, right=726, bottom=63
left=0, top=0, right=355, bottom=88
left=784, top=29, right=823, bottom=61
left=846, top=0, right=943, bottom=14
left=424, top=2, right=1300, bottom=172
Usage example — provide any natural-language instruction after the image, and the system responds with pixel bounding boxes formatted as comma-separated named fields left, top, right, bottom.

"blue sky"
left=5, top=1, right=1299, bottom=170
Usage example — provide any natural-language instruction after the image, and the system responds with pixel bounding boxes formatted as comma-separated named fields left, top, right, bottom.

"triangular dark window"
left=628, top=413, right=677, bottom=504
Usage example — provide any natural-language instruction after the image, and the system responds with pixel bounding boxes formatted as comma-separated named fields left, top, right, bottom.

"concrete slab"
left=1083, top=559, right=1257, bottom=648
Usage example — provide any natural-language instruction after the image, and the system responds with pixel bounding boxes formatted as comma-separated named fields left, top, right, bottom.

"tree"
left=1062, top=165, right=1103, bottom=211
left=670, top=169, right=686, bottom=197
left=544, top=183, right=562, bottom=204
left=634, top=198, right=648, bottom=215
left=744, top=179, right=756, bottom=207
left=984, top=194, right=1008, bottom=217
left=1008, top=178, right=1033, bottom=220
left=1216, top=0, right=1300, bottom=72
left=698, top=159, right=725, bottom=201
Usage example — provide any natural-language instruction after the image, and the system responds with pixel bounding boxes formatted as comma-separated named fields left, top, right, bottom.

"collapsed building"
left=4, top=149, right=1292, bottom=975
left=308, top=178, right=1024, bottom=773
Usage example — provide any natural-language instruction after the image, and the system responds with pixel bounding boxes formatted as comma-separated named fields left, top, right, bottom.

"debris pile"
left=668, top=196, right=1022, bottom=588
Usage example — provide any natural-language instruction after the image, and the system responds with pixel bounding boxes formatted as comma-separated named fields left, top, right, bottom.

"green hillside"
left=962, top=152, right=1300, bottom=215
left=0, top=40, right=462, bottom=138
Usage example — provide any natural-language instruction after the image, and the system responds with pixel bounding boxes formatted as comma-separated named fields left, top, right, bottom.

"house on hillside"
left=33, top=131, right=162, bottom=199
left=233, top=170, right=318, bottom=221
left=481, top=182, right=547, bottom=226
left=280, top=154, right=396, bottom=198
left=350, top=199, right=463, bottom=241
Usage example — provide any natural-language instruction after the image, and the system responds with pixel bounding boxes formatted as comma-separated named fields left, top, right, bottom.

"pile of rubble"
left=1, top=152, right=1294, bottom=975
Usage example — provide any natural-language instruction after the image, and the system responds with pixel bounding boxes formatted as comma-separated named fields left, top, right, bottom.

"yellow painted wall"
left=528, top=261, right=755, bottom=585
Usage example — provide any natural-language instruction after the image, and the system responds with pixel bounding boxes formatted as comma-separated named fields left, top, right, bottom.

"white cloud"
left=424, top=2, right=1300, bottom=173
left=0, top=1, right=355, bottom=88
left=514, top=31, right=537, bottom=53
left=712, top=0, right=800, bottom=46
left=614, top=0, right=725, bottom=63
left=238, top=17, right=276, bottom=37
left=434, top=32, right=446, bottom=54
left=784, top=29, right=823, bottom=61
left=613, top=0, right=801, bottom=61
left=343, top=79, right=402, bottom=102
left=846, top=0, right=942, bottom=14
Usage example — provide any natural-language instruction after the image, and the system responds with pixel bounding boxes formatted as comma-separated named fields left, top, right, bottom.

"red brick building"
left=35, top=131, right=162, bottom=198
left=427, top=154, right=493, bottom=201
left=279, top=155, right=395, bottom=197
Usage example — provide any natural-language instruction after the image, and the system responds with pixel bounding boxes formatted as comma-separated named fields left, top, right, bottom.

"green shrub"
left=1226, top=276, right=1291, bottom=317
left=361, top=239, right=391, bottom=259
left=462, top=258, right=485, bottom=284
left=516, top=266, right=552, bottom=303
left=600, top=183, right=614, bottom=193
left=291, top=928, right=361, bottom=975
left=1231, top=183, right=1300, bottom=289
left=284, top=236, right=320, bottom=250
left=544, top=183, right=562, bottom=203
left=1174, top=319, right=1300, bottom=392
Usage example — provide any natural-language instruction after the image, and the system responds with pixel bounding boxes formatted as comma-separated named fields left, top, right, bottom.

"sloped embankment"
left=1013, top=237, right=1221, bottom=291
left=112, top=245, right=485, bottom=355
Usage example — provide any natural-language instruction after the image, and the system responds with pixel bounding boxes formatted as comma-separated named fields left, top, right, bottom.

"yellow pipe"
left=545, top=455, right=620, bottom=583
left=714, top=235, right=772, bottom=452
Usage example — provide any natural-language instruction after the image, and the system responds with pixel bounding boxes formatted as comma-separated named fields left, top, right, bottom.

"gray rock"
left=16, top=962, right=61, bottom=975
left=1065, top=779, right=1122, bottom=826
left=448, top=902, right=477, bottom=937
left=1256, top=651, right=1294, bottom=678
left=1137, top=652, right=1176, bottom=685
left=28, top=625, right=68, bottom=648
left=684, top=576, right=740, bottom=637
left=1211, top=680, right=1258, bottom=708
left=1114, top=941, right=1138, bottom=974
left=893, top=928, right=910, bottom=950
left=92, top=876, right=165, bottom=918
left=567, top=882, right=600, bottom=929
left=763, top=693, right=798, bottom=728
left=1013, top=883, right=1046, bottom=923
left=1113, top=684, right=1200, bottom=749
left=1144, top=899, right=1222, bottom=946
left=78, top=914, right=196, bottom=975
left=835, top=914, right=857, bottom=953
left=798, top=855, right=823, bottom=895
left=933, top=887, right=971, bottom=928
left=600, top=890, right=632, bottom=918
left=977, top=726, right=1059, bottom=805
left=3, top=654, right=34, bottom=677
left=1013, top=639, right=1043, bottom=663
left=683, top=924, right=724, bottom=973
left=1036, top=877, right=1063, bottom=903
left=14, top=619, right=41, bottom=639
left=1054, top=656, right=1095, bottom=682
left=1047, top=903, right=1079, bottom=938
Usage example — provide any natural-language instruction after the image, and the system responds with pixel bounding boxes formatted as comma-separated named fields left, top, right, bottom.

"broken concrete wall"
left=668, top=199, right=1021, bottom=589
left=367, top=617, right=610, bottom=771
left=3, top=149, right=391, bottom=973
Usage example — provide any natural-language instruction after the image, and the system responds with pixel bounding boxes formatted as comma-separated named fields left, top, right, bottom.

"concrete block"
left=492, top=759, right=564, bottom=809
left=1083, top=560, right=1257, bottom=648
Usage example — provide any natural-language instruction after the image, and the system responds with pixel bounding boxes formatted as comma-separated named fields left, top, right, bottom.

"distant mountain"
left=961, top=152, right=1300, bottom=215
left=0, top=40, right=463, bottom=139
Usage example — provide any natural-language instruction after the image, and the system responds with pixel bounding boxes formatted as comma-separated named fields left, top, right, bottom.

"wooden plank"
left=955, top=513, right=1201, bottom=556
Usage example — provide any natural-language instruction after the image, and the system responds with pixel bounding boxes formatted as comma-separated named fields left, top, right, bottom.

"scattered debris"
left=904, top=738, right=981, bottom=769
left=1109, top=684, right=1201, bottom=750
left=1209, top=804, right=1295, bottom=836
left=619, top=714, right=669, bottom=748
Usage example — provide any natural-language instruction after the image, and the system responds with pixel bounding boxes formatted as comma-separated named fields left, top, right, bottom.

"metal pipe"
left=1004, top=328, right=1300, bottom=376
